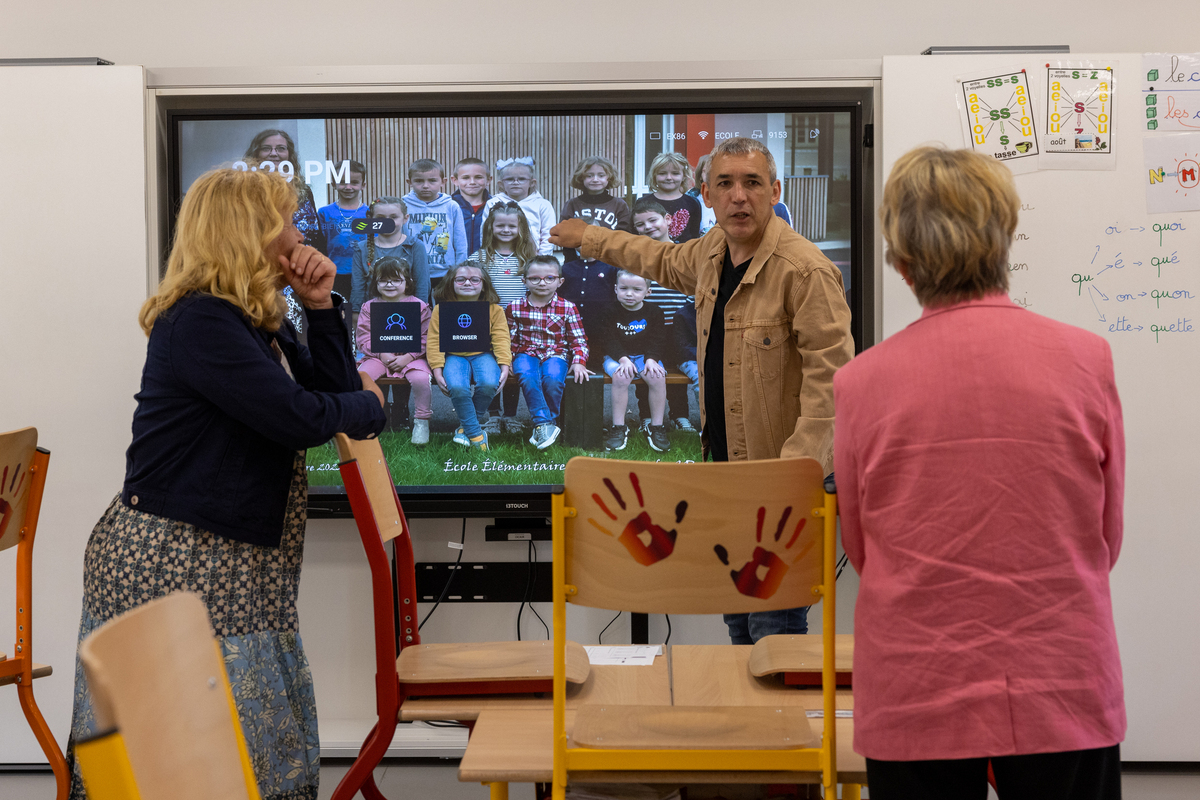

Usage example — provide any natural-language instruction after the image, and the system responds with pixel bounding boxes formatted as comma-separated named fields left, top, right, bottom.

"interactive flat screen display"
left=173, top=106, right=859, bottom=515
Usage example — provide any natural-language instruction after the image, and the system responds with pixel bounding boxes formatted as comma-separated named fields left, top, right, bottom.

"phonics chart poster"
left=1142, top=53, right=1200, bottom=132
left=1042, top=62, right=1117, bottom=169
left=957, top=67, right=1040, bottom=173
left=1143, top=132, right=1200, bottom=213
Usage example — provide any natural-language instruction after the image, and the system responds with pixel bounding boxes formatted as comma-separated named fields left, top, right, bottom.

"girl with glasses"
left=355, top=257, right=434, bottom=445
left=480, top=158, right=557, bottom=255
left=427, top=264, right=511, bottom=451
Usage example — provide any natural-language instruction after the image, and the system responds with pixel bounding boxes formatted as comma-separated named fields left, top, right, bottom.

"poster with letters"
left=1142, top=53, right=1200, bottom=132
left=1041, top=62, right=1117, bottom=170
left=1143, top=132, right=1200, bottom=214
left=957, top=67, right=1040, bottom=174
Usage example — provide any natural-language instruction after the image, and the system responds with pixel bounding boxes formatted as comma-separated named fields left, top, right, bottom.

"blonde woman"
left=835, top=146, right=1125, bottom=799
left=65, top=168, right=385, bottom=800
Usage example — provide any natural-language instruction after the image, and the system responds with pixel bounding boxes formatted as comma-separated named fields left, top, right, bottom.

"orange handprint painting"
left=587, top=472, right=687, bottom=566
left=713, top=506, right=813, bottom=599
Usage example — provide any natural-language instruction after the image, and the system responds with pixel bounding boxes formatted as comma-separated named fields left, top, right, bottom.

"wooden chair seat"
left=572, top=705, right=818, bottom=750
left=397, top=640, right=590, bottom=684
left=0, top=663, right=52, bottom=687
left=749, top=634, right=854, bottom=687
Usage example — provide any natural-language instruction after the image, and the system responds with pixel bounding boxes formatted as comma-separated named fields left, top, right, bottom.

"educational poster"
left=957, top=67, right=1040, bottom=173
left=1142, top=54, right=1200, bottom=132
left=1143, top=133, right=1200, bottom=213
left=1041, top=62, right=1117, bottom=170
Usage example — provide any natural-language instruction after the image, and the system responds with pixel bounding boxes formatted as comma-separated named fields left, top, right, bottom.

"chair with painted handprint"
left=550, top=456, right=840, bottom=800
left=0, top=427, right=69, bottom=799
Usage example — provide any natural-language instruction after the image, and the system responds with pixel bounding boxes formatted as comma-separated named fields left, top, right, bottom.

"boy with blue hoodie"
left=403, top=158, right=469, bottom=290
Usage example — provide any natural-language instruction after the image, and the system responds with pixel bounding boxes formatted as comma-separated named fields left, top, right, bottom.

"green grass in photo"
left=307, top=428, right=703, bottom=487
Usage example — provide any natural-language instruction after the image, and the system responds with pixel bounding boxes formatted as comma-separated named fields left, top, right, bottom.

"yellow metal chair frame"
left=0, top=427, right=69, bottom=798
left=550, top=457, right=839, bottom=799
left=74, top=592, right=260, bottom=800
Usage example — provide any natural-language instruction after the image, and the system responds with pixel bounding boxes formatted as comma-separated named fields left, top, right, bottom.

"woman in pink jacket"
left=834, top=146, right=1125, bottom=800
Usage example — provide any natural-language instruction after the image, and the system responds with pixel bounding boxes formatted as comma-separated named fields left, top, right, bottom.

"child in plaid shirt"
left=506, top=255, right=589, bottom=449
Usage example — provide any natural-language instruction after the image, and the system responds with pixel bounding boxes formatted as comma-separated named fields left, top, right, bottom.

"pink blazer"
left=834, top=295, right=1126, bottom=761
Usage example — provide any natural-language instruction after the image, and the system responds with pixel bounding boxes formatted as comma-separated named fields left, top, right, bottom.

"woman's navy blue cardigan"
left=120, top=293, right=385, bottom=547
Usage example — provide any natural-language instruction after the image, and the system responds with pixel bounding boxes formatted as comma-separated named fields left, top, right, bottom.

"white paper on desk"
left=806, top=709, right=854, bottom=718
left=584, top=645, right=662, bottom=665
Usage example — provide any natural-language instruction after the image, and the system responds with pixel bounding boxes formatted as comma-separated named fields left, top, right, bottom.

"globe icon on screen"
left=457, top=314, right=473, bottom=329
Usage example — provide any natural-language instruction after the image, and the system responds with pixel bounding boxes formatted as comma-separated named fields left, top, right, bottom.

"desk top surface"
left=426, top=644, right=865, bottom=785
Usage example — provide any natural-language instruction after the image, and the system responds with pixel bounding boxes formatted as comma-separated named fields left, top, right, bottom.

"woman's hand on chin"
left=279, top=245, right=335, bottom=309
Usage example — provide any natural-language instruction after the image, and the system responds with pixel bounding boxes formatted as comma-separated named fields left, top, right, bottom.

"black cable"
left=418, top=518, right=466, bottom=631
left=423, top=720, right=469, bottom=729
left=835, top=552, right=849, bottom=580
left=597, top=611, right=622, bottom=644
left=527, top=541, right=550, bottom=639
left=517, top=542, right=551, bottom=641
left=516, top=542, right=530, bottom=642
left=664, top=615, right=672, bottom=646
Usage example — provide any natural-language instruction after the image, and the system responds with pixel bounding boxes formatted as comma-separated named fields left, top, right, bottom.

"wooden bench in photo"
left=560, top=372, right=694, bottom=450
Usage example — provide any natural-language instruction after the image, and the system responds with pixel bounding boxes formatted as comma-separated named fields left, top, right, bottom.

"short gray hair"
left=709, top=137, right=777, bottom=183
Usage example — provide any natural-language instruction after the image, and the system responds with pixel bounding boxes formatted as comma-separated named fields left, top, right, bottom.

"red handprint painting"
left=713, top=506, right=814, bottom=599
left=587, top=471, right=688, bottom=566
left=0, top=462, right=28, bottom=542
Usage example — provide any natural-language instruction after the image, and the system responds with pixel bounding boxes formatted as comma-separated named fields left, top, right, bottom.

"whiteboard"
left=0, top=65, right=147, bottom=763
left=882, top=53, right=1200, bottom=761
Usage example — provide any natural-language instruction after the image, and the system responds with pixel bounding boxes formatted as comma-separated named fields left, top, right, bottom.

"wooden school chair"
left=750, top=633, right=855, bottom=688
left=73, top=591, right=260, bottom=800
left=0, top=426, right=69, bottom=798
left=332, top=434, right=590, bottom=800
left=551, top=456, right=840, bottom=800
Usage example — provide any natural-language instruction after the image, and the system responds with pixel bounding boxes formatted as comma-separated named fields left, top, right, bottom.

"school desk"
left=400, top=644, right=867, bottom=790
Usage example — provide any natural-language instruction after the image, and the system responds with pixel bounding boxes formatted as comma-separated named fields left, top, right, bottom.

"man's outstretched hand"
left=548, top=218, right=588, bottom=250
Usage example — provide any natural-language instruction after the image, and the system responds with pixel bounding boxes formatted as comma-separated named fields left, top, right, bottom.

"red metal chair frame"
left=331, top=443, right=553, bottom=800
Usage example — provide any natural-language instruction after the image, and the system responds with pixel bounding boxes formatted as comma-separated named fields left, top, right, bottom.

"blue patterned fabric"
left=66, top=454, right=319, bottom=800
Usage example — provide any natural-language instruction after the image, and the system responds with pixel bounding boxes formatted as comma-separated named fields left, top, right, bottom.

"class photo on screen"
left=172, top=103, right=864, bottom=516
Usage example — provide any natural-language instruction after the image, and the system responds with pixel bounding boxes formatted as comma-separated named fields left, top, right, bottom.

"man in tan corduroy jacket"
left=551, top=136, right=853, bottom=644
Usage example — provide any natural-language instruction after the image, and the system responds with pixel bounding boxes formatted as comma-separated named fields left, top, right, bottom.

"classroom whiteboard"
left=0, top=65, right=147, bottom=763
left=882, top=53, right=1200, bottom=761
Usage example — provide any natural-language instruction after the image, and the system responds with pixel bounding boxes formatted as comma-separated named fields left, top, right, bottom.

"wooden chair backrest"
left=0, top=427, right=38, bottom=552
left=79, top=592, right=257, bottom=800
left=334, top=434, right=404, bottom=542
left=562, top=457, right=827, bottom=615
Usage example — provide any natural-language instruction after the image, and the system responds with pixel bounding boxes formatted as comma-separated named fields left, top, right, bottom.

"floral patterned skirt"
left=67, top=453, right=319, bottom=800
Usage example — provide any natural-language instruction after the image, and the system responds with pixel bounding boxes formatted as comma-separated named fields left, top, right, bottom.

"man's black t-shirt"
left=703, top=251, right=753, bottom=461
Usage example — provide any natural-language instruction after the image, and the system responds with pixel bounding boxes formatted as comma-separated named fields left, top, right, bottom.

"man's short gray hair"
left=709, top=137, right=777, bottom=183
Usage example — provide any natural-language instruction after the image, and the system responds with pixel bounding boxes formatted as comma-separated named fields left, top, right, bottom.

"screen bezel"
left=161, top=85, right=875, bottom=519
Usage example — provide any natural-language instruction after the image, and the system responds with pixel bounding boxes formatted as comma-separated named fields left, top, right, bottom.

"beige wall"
left=2, top=0, right=1194, bottom=70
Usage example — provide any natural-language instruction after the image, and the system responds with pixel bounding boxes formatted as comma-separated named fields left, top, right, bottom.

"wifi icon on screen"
left=698, top=131, right=709, bottom=140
